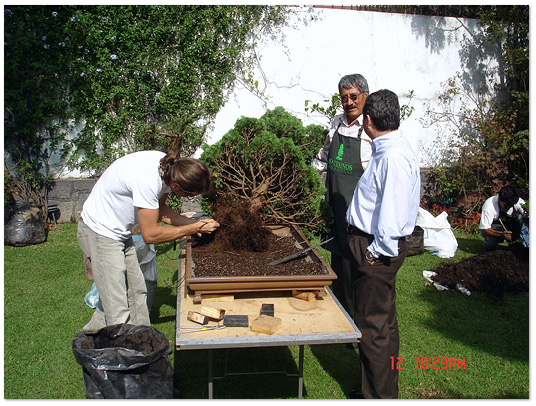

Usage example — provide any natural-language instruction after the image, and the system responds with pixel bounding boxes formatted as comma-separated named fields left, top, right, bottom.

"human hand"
left=504, top=230, right=512, bottom=241
left=365, top=250, right=378, bottom=265
left=197, top=219, right=220, bottom=236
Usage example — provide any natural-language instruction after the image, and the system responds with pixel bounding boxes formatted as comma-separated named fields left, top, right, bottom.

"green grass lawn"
left=3, top=223, right=529, bottom=399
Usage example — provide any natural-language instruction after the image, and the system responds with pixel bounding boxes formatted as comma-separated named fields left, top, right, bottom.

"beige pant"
left=77, top=221, right=150, bottom=332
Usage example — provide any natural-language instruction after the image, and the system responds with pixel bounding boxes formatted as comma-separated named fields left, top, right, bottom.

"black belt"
left=347, top=224, right=406, bottom=243
left=347, top=224, right=373, bottom=238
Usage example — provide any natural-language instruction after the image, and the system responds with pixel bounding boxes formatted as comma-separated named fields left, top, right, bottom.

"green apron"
left=325, top=123, right=364, bottom=258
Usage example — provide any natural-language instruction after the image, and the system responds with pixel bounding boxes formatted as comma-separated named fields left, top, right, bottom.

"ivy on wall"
left=4, top=5, right=291, bottom=176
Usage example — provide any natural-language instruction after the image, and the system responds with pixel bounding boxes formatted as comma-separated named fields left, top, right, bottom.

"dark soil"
left=191, top=198, right=327, bottom=277
left=207, top=199, right=272, bottom=252
left=192, top=232, right=327, bottom=277
left=430, top=243, right=529, bottom=297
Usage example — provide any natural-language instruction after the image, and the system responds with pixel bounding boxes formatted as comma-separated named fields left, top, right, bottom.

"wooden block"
left=314, top=288, right=327, bottom=298
left=200, top=305, right=226, bottom=321
left=202, top=294, right=235, bottom=302
left=260, top=303, right=274, bottom=317
left=187, top=311, right=209, bottom=325
left=250, top=315, right=281, bottom=335
left=292, top=290, right=316, bottom=302
left=223, top=315, right=249, bottom=327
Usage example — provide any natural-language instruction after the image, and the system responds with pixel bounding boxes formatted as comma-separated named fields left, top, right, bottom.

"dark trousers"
left=347, top=229, right=407, bottom=399
left=330, top=253, right=356, bottom=320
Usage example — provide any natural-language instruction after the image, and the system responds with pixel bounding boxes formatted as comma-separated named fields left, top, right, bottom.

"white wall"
left=197, top=7, right=486, bottom=167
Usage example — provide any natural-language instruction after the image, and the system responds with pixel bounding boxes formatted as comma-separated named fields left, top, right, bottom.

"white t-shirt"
left=479, top=195, right=526, bottom=230
left=81, top=151, right=170, bottom=241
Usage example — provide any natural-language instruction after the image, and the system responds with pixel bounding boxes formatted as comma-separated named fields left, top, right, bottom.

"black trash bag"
left=72, top=323, right=173, bottom=399
left=406, top=226, right=424, bottom=256
left=4, top=201, right=47, bottom=246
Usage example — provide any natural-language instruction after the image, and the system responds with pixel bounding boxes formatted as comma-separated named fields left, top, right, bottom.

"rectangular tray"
left=185, top=224, right=336, bottom=299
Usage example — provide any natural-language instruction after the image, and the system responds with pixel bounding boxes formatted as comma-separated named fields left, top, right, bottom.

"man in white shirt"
left=346, top=89, right=420, bottom=399
left=312, top=74, right=372, bottom=322
left=479, top=185, right=526, bottom=251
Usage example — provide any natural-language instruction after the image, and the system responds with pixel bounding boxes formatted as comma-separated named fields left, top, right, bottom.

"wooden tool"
left=199, top=305, right=226, bottom=321
left=187, top=311, right=209, bottom=325
left=250, top=314, right=281, bottom=335
left=292, top=290, right=316, bottom=301
left=498, top=218, right=509, bottom=232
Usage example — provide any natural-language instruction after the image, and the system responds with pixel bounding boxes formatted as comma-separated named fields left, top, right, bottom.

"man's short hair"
left=362, top=89, right=400, bottom=131
left=338, top=74, right=369, bottom=94
left=498, top=186, right=519, bottom=207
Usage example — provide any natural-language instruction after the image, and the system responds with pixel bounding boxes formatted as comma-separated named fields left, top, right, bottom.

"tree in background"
left=201, top=108, right=328, bottom=232
left=4, top=5, right=291, bottom=178
left=420, top=5, right=528, bottom=232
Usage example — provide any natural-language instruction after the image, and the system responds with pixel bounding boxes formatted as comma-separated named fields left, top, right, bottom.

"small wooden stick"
left=498, top=218, right=509, bottom=232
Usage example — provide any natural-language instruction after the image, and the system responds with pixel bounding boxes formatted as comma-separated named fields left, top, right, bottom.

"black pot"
left=406, top=226, right=424, bottom=256
left=4, top=201, right=47, bottom=246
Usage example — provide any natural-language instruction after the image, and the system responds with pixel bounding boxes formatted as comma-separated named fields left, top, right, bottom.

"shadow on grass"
left=454, top=236, right=484, bottom=256
left=155, top=240, right=183, bottom=260
left=310, top=344, right=361, bottom=396
left=418, top=287, right=529, bottom=362
left=174, top=347, right=304, bottom=399
left=150, top=284, right=177, bottom=324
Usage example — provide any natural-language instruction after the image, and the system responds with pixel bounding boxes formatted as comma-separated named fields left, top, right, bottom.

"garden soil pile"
left=430, top=243, right=529, bottom=297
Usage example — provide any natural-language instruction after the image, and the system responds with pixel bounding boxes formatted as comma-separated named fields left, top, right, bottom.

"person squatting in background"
left=479, top=185, right=527, bottom=251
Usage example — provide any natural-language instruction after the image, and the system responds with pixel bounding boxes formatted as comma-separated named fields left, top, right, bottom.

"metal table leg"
left=298, top=345, right=304, bottom=399
left=208, top=349, right=213, bottom=399
left=206, top=345, right=306, bottom=399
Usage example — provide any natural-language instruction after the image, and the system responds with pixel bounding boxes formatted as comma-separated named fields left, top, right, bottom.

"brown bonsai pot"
left=185, top=224, right=336, bottom=302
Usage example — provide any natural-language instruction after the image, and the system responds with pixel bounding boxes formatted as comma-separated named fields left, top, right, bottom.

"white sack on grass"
left=416, top=207, right=458, bottom=258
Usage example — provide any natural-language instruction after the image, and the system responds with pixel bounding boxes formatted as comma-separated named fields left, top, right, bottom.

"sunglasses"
left=340, top=93, right=362, bottom=103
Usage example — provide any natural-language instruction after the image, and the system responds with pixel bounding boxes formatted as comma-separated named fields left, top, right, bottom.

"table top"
left=175, top=242, right=361, bottom=350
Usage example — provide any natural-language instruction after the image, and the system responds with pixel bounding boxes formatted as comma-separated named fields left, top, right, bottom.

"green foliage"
left=259, top=106, right=327, bottom=163
left=3, top=224, right=529, bottom=398
left=4, top=6, right=72, bottom=164
left=400, top=90, right=415, bottom=121
left=304, top=93, right=342, bottom=126
left=305, top=90, right=416, bottom=126
left=201, top=108, right=328, bottom=232
left=4, top=5, right=291, bottom=177
left=165, top=193, right=183, bottom=214
left=422, top=7, right=529, bottom=228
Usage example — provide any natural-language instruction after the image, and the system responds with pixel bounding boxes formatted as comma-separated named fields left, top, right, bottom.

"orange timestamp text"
left=390, top=356, right=466, bottom=370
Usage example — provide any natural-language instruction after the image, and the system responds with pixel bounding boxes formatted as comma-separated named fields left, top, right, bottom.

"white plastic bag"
left=84, top=283, right=100, bottom=309
left=416, top=207, right=458, bottom=258
left=133, top=235, right=157, bottom=282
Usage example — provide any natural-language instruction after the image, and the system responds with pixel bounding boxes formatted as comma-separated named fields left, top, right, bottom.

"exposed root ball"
left=210, top=199, right=271, bottom=252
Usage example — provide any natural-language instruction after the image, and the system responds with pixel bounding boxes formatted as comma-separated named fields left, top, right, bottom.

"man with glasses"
left=312, top=74, right=371, bottom=326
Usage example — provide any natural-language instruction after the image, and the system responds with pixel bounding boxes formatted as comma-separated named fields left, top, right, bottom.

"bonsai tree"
left=201, top=108, right=328, bottom=233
